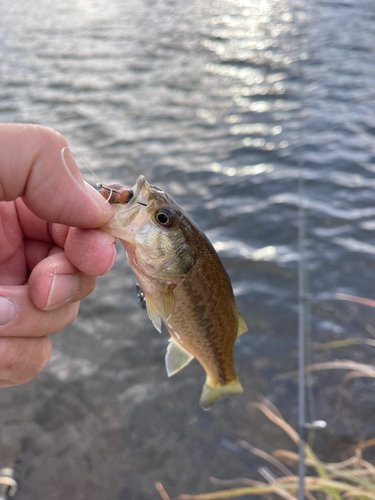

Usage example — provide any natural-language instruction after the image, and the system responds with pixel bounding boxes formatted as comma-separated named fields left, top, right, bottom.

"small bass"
left=101, top=176, right=247, bottom=409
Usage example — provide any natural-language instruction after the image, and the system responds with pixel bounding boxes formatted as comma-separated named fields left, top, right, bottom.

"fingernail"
left=0, top=298, right=17, bottom=325
left=46, top=274, right=79, bottom=309
left=61, top=147, right=114, bottom=223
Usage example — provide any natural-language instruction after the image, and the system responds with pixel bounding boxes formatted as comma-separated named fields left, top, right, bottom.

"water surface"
left=1, top=0, right=375, bottom=498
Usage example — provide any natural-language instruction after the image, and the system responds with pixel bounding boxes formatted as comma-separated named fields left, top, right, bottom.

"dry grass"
left=168, top=400, right=375, bottom=500
left=156, top=373, right=375, bottom=500
left=156, top=292, right=375, bottom=500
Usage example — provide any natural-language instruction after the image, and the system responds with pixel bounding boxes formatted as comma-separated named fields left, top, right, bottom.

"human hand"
left=0, top=123, right=116, bottom=388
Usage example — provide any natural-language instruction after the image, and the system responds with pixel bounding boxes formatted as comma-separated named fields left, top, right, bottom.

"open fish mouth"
left=127, top=175, right=147, bottom=207
left=118, top=175, right=153, bottom=211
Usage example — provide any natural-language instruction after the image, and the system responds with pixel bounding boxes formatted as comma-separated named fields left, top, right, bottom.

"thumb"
left=0, top=123, right=114, bottom=228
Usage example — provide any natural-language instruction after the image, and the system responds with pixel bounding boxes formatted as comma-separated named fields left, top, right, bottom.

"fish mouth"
left=125, top=175, right=148, bottom=208
left=98, top=176, right=147, bottom=207
left=107, top=175, right=148, bottom=212
left=109, top=175, right=164, bottom=210
left=100, top=176, right=152, bottom=240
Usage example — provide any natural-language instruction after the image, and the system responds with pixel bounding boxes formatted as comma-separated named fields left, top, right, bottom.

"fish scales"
left=100, top=176, right=247, bottom=409
left=168, top=238, right=238, bottom=386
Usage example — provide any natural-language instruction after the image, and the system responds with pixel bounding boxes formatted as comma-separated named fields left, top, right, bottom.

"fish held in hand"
left=100, top=176, right=247, bottom=409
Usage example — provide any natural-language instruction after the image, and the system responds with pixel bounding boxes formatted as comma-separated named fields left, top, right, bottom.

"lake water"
left=1, top=0, right=375, bottom=498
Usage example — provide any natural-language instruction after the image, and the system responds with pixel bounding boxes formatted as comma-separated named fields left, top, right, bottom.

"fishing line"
left=297, top=163, right=306, bottom=500
left=296, top=166, right=326, bottom=492
left=60, top=147, right=113, bottom=203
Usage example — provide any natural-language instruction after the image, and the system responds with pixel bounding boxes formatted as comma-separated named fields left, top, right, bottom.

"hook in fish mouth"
left=98, top=183, right=134, bottom=205
left=98, top=175, right=150, bottom=206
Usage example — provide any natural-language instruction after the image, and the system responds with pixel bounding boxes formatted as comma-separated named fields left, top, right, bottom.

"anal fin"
left=166, top=339, right=194, bottom=377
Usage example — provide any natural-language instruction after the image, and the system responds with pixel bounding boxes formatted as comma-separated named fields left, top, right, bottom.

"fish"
left=100, top=176, right=247, bottom=409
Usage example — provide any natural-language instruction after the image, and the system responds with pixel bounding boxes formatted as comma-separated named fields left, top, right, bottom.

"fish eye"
left=155, top=208, right=175, bottom=228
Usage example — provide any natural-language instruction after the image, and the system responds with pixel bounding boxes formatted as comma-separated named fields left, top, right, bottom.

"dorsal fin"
left=165, top=339, right=194, bottom=377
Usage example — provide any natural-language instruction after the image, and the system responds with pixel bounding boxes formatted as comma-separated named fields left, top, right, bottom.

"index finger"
left=0, top=123, right=114, bottom=228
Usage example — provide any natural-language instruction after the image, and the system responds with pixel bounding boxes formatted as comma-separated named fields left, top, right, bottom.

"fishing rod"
left=297, top=167, right=327, bottom=500
left=297, top=168, right=306, bottom=500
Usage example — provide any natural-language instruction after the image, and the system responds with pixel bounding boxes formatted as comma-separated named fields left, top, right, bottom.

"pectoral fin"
left=165, top=339, right=194, bottom=377
left=145, top=294, right=162, bottom=333
left=237, top=313, right=248, bottom=337
left=163, top=288, right=176, bottom=320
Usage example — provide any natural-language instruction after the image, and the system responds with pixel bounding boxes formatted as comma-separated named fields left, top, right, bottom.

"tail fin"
left=199, top=378, right=243, bottom=410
